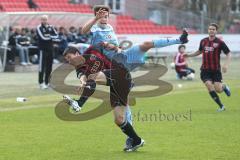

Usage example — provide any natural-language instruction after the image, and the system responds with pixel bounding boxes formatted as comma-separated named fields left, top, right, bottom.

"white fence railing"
left=0, top=12, right=117, bottom=72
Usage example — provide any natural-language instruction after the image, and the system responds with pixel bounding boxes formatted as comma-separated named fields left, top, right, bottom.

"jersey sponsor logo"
left=204, top=46, right=214, bottom=53
left=213, top=43, right=219, bottom=48
left=90, top=61, right=101, bottom=73
left=106, top=35, right=112, bottom=39
left=90, top=55, right=96, bottom=61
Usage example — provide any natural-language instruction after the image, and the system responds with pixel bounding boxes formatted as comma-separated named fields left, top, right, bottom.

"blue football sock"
left=125, top=105, right=133, bottom=144
left=153, top=38, right=181, bottom=48
left=125, top=105, right=133, bottom=125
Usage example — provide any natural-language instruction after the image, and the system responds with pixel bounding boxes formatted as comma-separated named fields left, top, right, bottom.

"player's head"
left=208, top=23, right=218, bottom=37
left=41, top=15, right=48, bottom=26
left=63, top=47, right=84, bottom=67
left=178, top=44, right=186, bottom=53
left=94, top=5, right=110, bottom=26
left=94, top=5, right=110, bottom=16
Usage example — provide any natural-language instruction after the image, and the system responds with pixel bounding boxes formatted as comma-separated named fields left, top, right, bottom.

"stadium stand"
left=116, top=15, right=179, bottom=34
left=0, top=1, right=186, bottom=34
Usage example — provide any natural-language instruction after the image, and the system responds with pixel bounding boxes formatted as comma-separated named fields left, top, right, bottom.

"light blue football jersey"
left=90, top=24, right=119, bottom=55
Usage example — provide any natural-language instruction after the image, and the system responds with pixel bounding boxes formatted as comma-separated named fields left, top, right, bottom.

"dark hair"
left=178, top=44, right=186, bottom=51
left=209, top=23, right=219, bottom=30
left=93, top=5, right=110, bottom=16
left=69, top=26, right=75, bottom=31
left=63, top=46, right=80, bottom=56
left=59, top=26, right=65, bottom=30
left=21, top=28, right=27, bottom=32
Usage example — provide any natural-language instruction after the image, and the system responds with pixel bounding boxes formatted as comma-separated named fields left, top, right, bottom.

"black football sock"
left=209, top=91, right=224, bottom=108
left=119, top=120, right=141, bottom=145
left=77, top=79, right=96, bottom=107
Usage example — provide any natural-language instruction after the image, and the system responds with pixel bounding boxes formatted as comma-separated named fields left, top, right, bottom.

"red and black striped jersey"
left=199, top=37, right=230, bottom=71
left=174, top=52, right=187, bottom=72
left=75, top=46, right=127, bottom=78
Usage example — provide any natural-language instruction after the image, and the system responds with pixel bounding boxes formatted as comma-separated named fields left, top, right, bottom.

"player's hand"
left=106, top=43, right=118, bottom=51
left=222, top=64, right=228, bottom=73
left=76, top=82, right=86, bottom=94
left=102, top=42, right=118, bottom=51
left=79, top=76, right=87, bottom=87
left=76, top=75, right=87, bottom=94
left=95, top=8, right=107, bottom=20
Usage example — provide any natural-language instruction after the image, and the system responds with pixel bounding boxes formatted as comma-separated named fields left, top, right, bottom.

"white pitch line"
left=0, top=104, right=54, bottom=112
left=0, top=85, right=239, bottom=112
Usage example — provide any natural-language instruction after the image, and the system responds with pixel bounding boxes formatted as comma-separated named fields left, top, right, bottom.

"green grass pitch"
left=0, top=58, right=239, bottom=160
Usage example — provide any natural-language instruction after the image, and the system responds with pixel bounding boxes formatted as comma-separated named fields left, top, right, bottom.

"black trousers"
left=38, top=47, right=53, bottom=84
left=7, top=46, right=16, bottom=63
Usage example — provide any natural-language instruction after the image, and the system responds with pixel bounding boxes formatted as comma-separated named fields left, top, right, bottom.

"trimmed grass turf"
left=0, top=58, right=239, bottom=160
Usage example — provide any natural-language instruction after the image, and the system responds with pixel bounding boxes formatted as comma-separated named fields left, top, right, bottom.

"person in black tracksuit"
left=36, top=15, right=58, bottom=89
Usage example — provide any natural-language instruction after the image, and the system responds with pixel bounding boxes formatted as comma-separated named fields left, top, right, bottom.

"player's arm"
left=184, top=39, right=204, bottom=58
left=222, top=52, right=231, bottom=73
left=81, top=8, right=107, bottom=34
left=101, top=42, right=119, bottom=51
left=81, top=18, right=98, bottom=34
left=76, top=73, right=87, bottom=95
left=79, top=74, right=87, bottom=87
left=221, top=41, right=231, bottom=73
left=184, top=50, right=201, bottom=58
left=50, top=26, right=59, bottom=42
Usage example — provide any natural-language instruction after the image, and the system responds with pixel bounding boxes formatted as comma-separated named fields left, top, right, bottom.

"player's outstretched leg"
left=121, top=29, right=189, bottom=70
left=139, top=29, right=188, bottom=52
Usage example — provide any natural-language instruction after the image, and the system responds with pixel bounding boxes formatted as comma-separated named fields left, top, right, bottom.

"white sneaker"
left=45, top=83, right=50, bottom=88
left=20, top=62, right=27, bottom=66
left=217, top=106, right=226, bottom=112
left=39, top=83, right=48, bottom=90
left=63, top=95, right=81, bottom=112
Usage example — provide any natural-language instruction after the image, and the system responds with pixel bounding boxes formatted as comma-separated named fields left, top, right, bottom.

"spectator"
left=76, top=27, right=90, bottom=44
left=69, top=0, right=81, bottom=4
left=8, top=27, right=27, bottom=66
left=7, top=27, right=19, bottom=65
left=67, top=26, right=77, bottom=43
left=29, top=28, right=38, bottom=46
left=58, top=26, right=68, bottom=55
left=27, top=0, right=39, bottom=10
left=174, top=45, right=195, bottom=80
left=16, top=28, right=32, bottom=65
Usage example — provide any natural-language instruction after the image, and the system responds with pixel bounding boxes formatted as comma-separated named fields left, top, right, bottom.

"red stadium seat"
left=0, top=0, right=184, bottom=34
